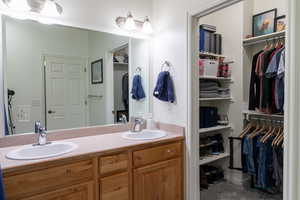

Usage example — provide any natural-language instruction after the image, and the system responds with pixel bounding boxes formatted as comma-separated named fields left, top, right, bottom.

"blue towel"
left=153, top=71, right=175, bottom=103
left=0, top=167, right=5, bottom=200
left=131, top=75, right=146, bottom=100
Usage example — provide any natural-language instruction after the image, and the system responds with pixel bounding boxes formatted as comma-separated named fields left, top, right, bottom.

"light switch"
left=17, top=105, right=31, bottom=122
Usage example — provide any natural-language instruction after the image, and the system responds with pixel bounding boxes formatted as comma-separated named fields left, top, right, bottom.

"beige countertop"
left=0, top=130, right=184, bottom=172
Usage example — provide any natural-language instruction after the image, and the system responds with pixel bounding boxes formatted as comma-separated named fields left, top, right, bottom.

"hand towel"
left=131, top=75, right=146, bottom=100
left=153, top=71, right=175, bottom=103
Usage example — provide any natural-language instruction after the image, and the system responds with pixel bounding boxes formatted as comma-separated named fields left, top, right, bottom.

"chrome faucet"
left=34, top=121, right=49, bottom=146
left=119, top=114, right=128, bottom=124
left=131, top=118, right=144, bottom=132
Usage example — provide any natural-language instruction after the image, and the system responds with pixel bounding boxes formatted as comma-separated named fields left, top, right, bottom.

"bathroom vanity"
left=0, top=125, right=184, bottom=200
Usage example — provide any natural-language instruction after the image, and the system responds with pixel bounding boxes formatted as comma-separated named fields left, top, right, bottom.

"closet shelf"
left=199, top=153, right=230, bottom=165
left=243, top=31, right=285, bottom=46
left=199, top=52, right=227, bottom=58
left=199, top=97, right=233, bottom=101
left=199, top=76, right=232, bottom=81
left=199, top=124, right=232, bottom=134
left=242, top=110, right=284, bottom=118
left=113, top=62, right=128, bottom=65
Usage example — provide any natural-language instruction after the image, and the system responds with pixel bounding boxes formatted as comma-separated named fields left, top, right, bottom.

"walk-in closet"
left=190, top=0, right=287, bottom=199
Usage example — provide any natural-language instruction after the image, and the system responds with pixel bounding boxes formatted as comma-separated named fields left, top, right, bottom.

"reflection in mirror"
left=3, top=16, right=150, bottom=135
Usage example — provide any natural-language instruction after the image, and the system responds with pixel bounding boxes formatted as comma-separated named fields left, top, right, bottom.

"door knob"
left=48, top=110, right=56, bottom=114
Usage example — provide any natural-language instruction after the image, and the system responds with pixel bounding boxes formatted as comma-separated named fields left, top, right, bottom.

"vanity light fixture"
left=2, top=0, right=63, bottom=17
left=116, top=12, right=153, bottom=34
left=5, top=0, right=31, bottom=12
left=142, top=16, right=153, bottom=34
left=41, top=0, right=62, bottom=17
left=124, top=12, right=136, bottom=31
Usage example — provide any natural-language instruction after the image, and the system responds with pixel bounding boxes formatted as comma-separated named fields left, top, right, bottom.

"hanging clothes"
left=122, top=73, right=129, bottom=110
left=131, top=74, right=146, bottom=100
left=248, top=46, right=285, bottom=114
left=153, top=71, right=175, bottom=103
left=249, top=50, right=263, bottom=110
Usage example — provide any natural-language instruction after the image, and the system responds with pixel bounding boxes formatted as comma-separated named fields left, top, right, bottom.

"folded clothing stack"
left=200, top=80, right=230, bottom=98
left=200, top=165, right=225, bottom=190
left=200, top=80, right=220, bottom=98
left=200, top=107, right=219, bottom=128
left=218, top=88, right=230, bottom=98
left=200, top=133, right=225, bottom=158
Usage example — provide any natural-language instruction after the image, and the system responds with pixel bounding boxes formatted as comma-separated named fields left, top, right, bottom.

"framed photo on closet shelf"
left=275, top=15, right=286, bottom=32
left=91, top=58, right=103, bottom=84
left=252, top=8, right=277, bottom=37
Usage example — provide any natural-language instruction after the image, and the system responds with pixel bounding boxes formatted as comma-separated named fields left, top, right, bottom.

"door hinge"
left=84, top=67, right=87, bottom=72
left=84, top=100, right=88, bottom=105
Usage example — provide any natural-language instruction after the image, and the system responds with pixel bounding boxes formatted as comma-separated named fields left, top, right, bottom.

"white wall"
left=129, top=38, right=150, bottom=118
left=253, top=0, right=287, bottom=16
left=87, top=31, right=128, bottom=125
left=152, top=0, right=188, bottom=127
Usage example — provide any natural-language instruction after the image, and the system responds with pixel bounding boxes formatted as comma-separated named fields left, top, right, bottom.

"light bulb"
left=142, top=17, right=153, bottom=34
left=124, top=12, right=136, bottom=31
left=41, top=0, right=60, bottom=17
left=7, top=0, right=30, bottom=12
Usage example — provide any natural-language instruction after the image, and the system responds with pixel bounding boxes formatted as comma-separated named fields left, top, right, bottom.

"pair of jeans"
left=243, top=136, right=256, bottom=175
left=256, top=137, right=275, bottom=190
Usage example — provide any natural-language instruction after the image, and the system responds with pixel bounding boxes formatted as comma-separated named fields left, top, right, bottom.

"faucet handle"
left=135, top=118, right=144, bottom=124
left=34, top=121, right=41, bottom=133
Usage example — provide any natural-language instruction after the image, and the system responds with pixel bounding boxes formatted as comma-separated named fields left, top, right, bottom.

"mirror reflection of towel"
left=131, top=75, right=146, bottom=101
left=153, top=71, right=175, bottom=103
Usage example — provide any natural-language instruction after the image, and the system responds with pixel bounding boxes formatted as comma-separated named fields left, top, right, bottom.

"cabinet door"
left=100, top=172, right=129, bottom=200
left=134, top=158, right=182, bottom=200
left=22, top=181, right=94, bottom=200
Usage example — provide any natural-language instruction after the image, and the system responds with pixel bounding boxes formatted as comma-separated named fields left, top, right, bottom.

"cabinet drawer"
left=99, top=153, right=128, bottom=175
left=22, top=181, right=94, bottom=200
left=4, top=159, right=94, bottom=199
left=133, top=142, right=182, bottom=168
left=100, top=172, right=129, bottom=200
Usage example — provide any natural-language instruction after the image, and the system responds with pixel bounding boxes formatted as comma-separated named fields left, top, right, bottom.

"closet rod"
left=243, top=35, right=285, bottom=47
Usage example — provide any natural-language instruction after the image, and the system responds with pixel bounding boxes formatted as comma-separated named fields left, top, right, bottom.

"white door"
left=44, top=55, right=87, bottom=130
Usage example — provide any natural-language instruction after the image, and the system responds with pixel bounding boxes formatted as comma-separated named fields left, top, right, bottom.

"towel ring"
left=135, top=67, right=142, bottom=75
left=161, top=61, right=171, bottom=71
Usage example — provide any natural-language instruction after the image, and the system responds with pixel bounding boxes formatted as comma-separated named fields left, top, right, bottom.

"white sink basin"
left=122, top=129, right=167, bottom=140
left=6, top=142, right=78, bottom=160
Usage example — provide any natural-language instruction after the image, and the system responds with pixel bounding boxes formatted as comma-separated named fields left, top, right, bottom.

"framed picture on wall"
left=275, top=15, right=286, bottom=32
left=91, top=59, right=103, bottom=84
left=252, top=9, right=277, bottom=37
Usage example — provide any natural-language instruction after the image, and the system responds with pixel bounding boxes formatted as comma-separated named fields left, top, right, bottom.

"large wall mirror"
left=3, top=16, right=150, bottom=135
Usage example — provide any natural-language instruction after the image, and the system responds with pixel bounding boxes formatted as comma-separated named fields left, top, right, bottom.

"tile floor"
left=200, top=170, right=283, bottom=200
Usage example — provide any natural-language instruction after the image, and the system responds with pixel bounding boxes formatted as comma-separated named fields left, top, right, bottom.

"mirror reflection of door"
left=45, top=56, right=87, bottom=130
left=113, top=45, right=129, bottom=123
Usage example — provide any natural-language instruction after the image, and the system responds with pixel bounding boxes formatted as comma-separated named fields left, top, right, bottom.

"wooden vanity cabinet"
left=3, top=141, right=183, bottom=200
left=133, top=142, right=183, bottom=200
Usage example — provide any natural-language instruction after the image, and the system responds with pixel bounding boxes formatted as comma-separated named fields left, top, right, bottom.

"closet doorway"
left=112, top=44, right=129, bottom=123
left=189, top=0, right=287, bottom=199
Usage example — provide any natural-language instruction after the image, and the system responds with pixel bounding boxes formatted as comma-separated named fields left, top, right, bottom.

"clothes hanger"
left=260, top=121, right=274, bottom=143
left=275, top=128, right=284, bottom=146
left=239, top=122, right=253, bottom=138
left=248, top=119, right=265, bottom=139
left=272, top=127, right=283, bottom=146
